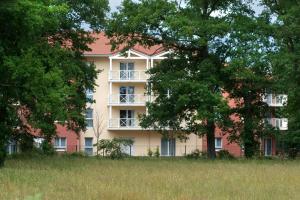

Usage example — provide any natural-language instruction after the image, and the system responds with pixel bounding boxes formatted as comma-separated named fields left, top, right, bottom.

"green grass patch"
left=1, top=157, right=299, bottom=200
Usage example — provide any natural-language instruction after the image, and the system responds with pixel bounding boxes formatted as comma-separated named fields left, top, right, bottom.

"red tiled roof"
left=84, top=32, right=165, bottom=56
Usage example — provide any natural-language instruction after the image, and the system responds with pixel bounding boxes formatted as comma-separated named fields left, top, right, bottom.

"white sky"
left=109, top=0, right=123, bottom=12
left=109, top=0, right=264, bottom=14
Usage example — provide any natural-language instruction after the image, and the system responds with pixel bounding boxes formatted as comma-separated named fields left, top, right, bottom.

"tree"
left=95, top=138, right=134, bottom=159
left=220, top=4, right=276, bottom=158
left=92, top=111, right=105, bottom=156
left=0, top=0, right=108, bottom=166
left=106, top=0, right=244, bottom=159
left=262, top=0, right=300, bottom=158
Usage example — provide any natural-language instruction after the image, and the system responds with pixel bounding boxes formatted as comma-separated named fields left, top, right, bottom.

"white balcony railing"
left=109, top=70, right=147, bottom=81
left=109, top=94, right=147, bottom=105
left=108, top=118, right=141, bottom=129
left=263, top=94, right=287, bottom=107
left=265, top=118, right=288, bottom=130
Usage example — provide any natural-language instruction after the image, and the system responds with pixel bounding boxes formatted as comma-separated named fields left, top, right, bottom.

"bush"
left=41, top=141, right=55, bottom=155
left=185, top=149, right=203, bottom=159
left=64, top=152, right=86, bottom=158
left=154, top=146, right=160, bottom=157
left=217, top=150, right=234, bottom=159
left=147, top=149, right=153, bottom=157
left=288, top=148, right=298, bottom=159
left=94, top=138, right=134, bottom=159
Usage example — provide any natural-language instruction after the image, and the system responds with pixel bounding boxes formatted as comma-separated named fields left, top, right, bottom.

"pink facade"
left=55, top=124, right=79, bottom=153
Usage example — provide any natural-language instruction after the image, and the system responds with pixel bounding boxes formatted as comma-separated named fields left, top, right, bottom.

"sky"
left=109, top=0, right=122, bottom=12
left=109, top=0, right=264, bottom=14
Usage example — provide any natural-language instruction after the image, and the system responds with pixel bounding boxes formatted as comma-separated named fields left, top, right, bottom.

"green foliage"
left=147, top=148, right=153, bottom=157
left=185, top=149, right=203, bottom=159
left=107, top=0, right=242, bottom=159
left=41, top=141, right=55, bottom=155
left=262, top=0, right=300, bottom=157
left=217, top=150, right=235, bottom=160
left=63, top=152, right=86, bottom=158
left=0, top=0, right=108, bottom=165
left=95, top=138, right=134, bottom=159
left=154, top=146, right=160, bottom=158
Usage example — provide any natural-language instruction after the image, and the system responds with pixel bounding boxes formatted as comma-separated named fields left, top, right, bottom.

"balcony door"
left=120, top=86, right=135, bottom=103
left=120, top=110, right=135, bottom=127
left=120, top=62, right=134, bottom=80
left=161, top=138, right=176, bottom=156
left=264, top=138, right=272, bottom=156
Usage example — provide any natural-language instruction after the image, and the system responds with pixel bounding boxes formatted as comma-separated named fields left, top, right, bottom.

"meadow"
left=0, top=156, right=299, bottom=200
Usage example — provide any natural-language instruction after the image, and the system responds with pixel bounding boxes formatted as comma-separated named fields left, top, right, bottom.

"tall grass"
left=0, top=156, right=299, bottom=200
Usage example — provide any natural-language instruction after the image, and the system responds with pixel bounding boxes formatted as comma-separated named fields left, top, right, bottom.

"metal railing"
left=108, top=118, right=141, bottom=129
left=109, top=70, right=147, bottom=81
left=265, top=118, right=288, bottom=130
left=109, top=94, right=147, bottom=105
left=263, top=94, right=287, bottom=107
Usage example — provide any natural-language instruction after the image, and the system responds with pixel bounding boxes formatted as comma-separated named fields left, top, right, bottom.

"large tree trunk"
left=206, top=120, right=216, bottom=159
left=243, top=124, right=256, bottom=158
left=243, top=97, right=257, bottom=158
left=0, top=106, right=8, bottom=167
left=0, top=144, right=6, bottom=167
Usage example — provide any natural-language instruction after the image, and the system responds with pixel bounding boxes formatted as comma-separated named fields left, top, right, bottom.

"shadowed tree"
left=106, top=0, right=247, bottom=159
left=0, top=0, right=108, bottom=166
left=262, top=0, right=300, bottom=158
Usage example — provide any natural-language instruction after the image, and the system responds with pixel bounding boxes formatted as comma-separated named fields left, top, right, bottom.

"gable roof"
left=84, top=32, right=165, bottom=56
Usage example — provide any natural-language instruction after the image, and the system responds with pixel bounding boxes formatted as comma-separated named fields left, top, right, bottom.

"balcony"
left=265, top=118, right=288, bottom=130
left=109, top=94, right=147, bottom=106
left=108, top=118, right=142, bottom=130
left=263, top=94, right=287, bottom=107
left=109, top=70, right=147, bottom=82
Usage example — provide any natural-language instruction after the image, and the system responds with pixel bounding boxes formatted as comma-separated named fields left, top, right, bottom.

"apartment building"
left=262, top=93, right=288, bottom=156
left=51, top=33, right=286, bottom=157
left=78, top=33, right=202, bottom=156
left=7, top=33, right=286, bottom=157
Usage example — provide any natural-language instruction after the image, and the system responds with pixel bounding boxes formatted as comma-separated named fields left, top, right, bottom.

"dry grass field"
left=0, top=156, right=299, bottom=200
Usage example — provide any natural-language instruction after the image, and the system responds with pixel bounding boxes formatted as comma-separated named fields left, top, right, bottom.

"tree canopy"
left=0, top=0, right=108, bottom=166
left=106, top=0, right=247, bottom=159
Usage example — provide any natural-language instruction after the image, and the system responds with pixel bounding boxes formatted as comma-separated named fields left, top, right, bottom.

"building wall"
left=78, top=55, right=203, bottom=156
left=56, top=124, right=79, bottom=153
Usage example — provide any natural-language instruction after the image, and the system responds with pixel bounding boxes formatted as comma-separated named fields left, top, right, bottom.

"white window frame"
left=215, top=138, right=222, bottom=150
left=86, top=108, right=93, bottom=127
left=54, top=137, right=66, bottom=151
left=84, top=137, right=94, bottom=156
left=86, top=89, right=93, bottom=101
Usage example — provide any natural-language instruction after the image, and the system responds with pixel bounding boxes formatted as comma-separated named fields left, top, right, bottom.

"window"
left=119, top=86, right=135, bottom=103
left=264, top=138, right=272, bottom=156
left=215, top=138, right=222, bottom=149
left=120, top=110, right=135, bottom=127
left=85, top=138, right=93, bottom=156
left=6, top=140, right=18, bottom=155
left=120, top=62, right=134, bottom=80
left=54, top=137, right=66, bottom=151
left=86, top=108, right=93, bottom=127
left=86, top=89, right=93, bottom=101
left=161, top=138, right=176, bottom=156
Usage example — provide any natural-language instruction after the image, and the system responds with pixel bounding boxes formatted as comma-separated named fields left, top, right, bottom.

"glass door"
left=120, top=110, right=135, bottom=127
left=120, top=63, right=134, bottom=80
left=161, top=138, right=176, bottom=156
left=119, top=86, right=135, bottom=103
left=264, top=138, right=272, bottom=156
